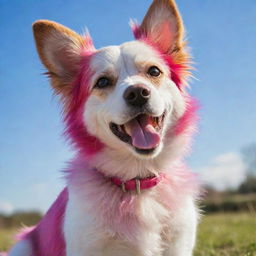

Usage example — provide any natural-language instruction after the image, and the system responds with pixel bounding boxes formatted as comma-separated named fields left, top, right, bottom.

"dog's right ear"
left=33, top=20, right=90, bottom=96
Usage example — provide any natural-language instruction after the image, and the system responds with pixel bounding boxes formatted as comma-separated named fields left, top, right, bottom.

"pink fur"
left=12, top=189, right=68, bottom=256
left=131, top=22, right=187, bottom=90
left=65, top=156, right=199, bottom=244
left=10, top=38, right=100, bottom=256
left=66, top=158, right=140, bottom=242
left=64, top=43, right=104, bottom=156
left=14, top=227, right=35, bottom=241
left=9, top=19, right=199, bottom=256
left=132, top=23, right=199, bottom=141
left=174, top=96, right=199, bottom=136
left=10, top=160, right=198, bottom=255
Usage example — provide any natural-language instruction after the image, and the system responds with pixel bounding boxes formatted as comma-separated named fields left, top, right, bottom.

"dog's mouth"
left=110, top=112, right=166, bottom=154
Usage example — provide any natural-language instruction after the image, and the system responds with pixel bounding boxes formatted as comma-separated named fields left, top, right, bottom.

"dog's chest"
left=64, top=185, right=174, bottom=256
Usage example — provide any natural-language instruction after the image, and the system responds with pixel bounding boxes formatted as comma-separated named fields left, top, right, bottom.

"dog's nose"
left=123, top=85, right=151, bottom=107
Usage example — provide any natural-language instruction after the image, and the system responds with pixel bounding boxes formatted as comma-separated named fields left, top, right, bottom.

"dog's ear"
left=33, top=20, right=89, bottom=96
left=138, top=0, right=185, bottom=55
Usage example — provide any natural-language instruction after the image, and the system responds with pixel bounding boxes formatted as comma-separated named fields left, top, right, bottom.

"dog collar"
left=110, top=173, right=164, bottom=194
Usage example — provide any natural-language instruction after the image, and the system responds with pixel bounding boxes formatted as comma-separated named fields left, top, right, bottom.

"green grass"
left=0, top=213, right=256, bottom=255
left=0, top=228, right=16, bottom=252
left=195, top=213, right=256, bottom=256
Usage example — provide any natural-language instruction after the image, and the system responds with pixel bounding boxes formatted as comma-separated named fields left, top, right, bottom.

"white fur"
left=63, top=39, right=197, bottom=255
left=64, top=163, right=198, bottom=256
left=84, top=41, right=186, bottom=161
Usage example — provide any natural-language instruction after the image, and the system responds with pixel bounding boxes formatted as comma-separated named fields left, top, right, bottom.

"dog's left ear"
left=136, top=0, right=185, bottom=55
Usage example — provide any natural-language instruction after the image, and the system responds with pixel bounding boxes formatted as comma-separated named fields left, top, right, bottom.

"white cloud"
left=0, top=200, right=14, bottom=215
left=199, top=152, right=247, bottom=191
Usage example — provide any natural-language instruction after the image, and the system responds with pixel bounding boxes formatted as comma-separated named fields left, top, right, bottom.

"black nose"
left=123, top=85, right=151, bottom=107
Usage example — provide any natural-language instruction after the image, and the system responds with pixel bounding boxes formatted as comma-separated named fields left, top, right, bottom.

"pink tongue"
left=127, top=115, right=160, bottom=149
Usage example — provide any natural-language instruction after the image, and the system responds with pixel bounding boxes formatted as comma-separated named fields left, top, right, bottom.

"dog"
left=8, top=0, right=200, bottom=255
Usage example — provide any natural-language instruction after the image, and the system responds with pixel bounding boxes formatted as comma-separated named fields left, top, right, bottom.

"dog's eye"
left=95, top=77, right=111, bottom=89
left=147, top=66, right=161, bottom=77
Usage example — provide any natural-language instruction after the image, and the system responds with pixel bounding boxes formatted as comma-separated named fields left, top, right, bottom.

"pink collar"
left=110, top=173, right=165, bottom=194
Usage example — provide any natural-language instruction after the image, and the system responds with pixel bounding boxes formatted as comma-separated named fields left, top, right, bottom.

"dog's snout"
left=123, top=85, right=151, bottom=107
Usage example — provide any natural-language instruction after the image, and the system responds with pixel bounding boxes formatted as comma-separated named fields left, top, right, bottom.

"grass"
left=194, top=213, right=256, bottom=256
left=0, top=213, right=256, bottom=255
left=0, top=228, right=16, bottom=252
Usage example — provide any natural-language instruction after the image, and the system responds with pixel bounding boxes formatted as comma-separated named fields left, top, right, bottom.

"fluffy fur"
left=8, top=0, right=200, bottom=255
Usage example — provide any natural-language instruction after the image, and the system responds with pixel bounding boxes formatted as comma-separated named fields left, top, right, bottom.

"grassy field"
left=0, top=228, right=16, bottom=252
left=0, top=213, right=255, bottom=255
left=194, top=213, right=256, bottom=256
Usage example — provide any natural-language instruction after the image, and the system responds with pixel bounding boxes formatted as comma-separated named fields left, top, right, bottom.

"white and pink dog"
left=9, top=0, right=200, bottom=255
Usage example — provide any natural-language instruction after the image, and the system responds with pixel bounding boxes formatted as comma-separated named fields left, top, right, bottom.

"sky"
left=0, top=0, right=256, bottom=214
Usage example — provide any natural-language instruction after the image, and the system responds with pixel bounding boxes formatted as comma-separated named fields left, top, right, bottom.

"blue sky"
left=0, top=0, right=256, bottom=213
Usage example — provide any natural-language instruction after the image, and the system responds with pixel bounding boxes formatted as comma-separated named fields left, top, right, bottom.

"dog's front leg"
left=163, top=198, right=198, bottom=256
left=64, top=191, right=137, bottom=256
left=64, top=194, right=103, bottom=256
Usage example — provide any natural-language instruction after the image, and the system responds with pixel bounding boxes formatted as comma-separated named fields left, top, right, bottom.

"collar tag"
left=135, top=179, right=141, bottom=194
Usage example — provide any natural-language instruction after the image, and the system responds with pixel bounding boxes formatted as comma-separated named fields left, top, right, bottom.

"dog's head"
left=33, top=0, right=197, bottom=161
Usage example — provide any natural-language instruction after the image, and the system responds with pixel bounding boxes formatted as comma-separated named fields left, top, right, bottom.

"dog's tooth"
left=124, top=124, right=131, bottom=136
